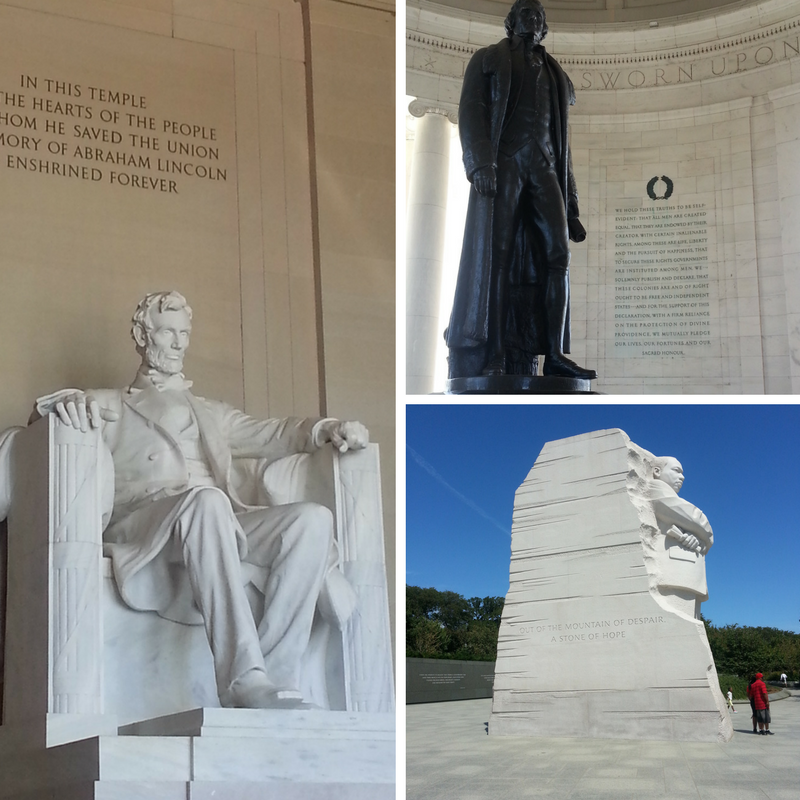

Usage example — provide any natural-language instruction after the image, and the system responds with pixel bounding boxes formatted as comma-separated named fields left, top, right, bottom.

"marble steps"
left=0, top=709, right=395, bottom=800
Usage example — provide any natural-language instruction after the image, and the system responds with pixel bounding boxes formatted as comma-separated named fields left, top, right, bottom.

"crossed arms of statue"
left=649, top=486, right=713, bottom=555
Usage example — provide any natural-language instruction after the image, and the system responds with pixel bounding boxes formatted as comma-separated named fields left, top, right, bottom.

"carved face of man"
left=512, top=0, right=546, bottom=44
left=654, top=458, right=684, bottom=492
left=142, top=307, right=192, bottom=375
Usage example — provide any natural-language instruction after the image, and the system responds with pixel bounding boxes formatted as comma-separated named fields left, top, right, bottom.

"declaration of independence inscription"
left=612, top=203, right=717, bottom=358
left=0, top=74, right=230, bottom=195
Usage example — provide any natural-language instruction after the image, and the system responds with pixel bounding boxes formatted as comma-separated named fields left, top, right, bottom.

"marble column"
left=406, top=101, right=456, bottom=395
left=768, top=84, right=800, bottom=393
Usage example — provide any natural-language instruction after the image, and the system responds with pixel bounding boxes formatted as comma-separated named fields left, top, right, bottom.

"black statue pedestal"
left=445, top=375, right=594, bottom=394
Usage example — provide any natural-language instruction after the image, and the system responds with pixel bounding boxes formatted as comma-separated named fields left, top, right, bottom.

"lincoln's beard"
left=144, top=341, right=185, bottom=375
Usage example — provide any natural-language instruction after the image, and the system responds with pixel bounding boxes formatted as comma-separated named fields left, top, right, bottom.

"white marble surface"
left=490, top=429, right=732, bottom=742
left=0, top=713, right=394, bottom=799
left=118, top=706, right=395, bottom=738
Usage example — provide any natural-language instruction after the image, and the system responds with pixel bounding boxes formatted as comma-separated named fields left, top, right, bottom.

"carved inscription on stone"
left=516, top=615, right=667, bottom=643
left=408, top=25, right=800, bottom=92
left=419, top=672, right=467, bottom=685
left=573, top=33, right=800, bottom=91
left=0, top=75, right=230, bottom=195
left=611, top=203, right=716, bottom=358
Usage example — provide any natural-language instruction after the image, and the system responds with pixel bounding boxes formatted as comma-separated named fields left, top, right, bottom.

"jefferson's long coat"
left=445, top=37, right=579, bottom=352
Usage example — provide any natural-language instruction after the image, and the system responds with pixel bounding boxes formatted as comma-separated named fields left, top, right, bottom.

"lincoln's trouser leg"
left=238, top=502, right=333, bottom=691
left=172, top=487, right=267, bottom=697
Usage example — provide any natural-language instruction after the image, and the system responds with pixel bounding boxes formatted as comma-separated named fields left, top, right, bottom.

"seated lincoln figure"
left=30, top=290, right=368, bottom=710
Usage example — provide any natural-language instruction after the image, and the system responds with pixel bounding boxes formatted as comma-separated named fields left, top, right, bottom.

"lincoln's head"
left=505, top=0, right=548, bottom=43
left=131, top=291, right=193, bottom=375
left=653, top=457, right=684, bottom=493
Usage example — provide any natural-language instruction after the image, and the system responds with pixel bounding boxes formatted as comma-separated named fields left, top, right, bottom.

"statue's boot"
left=482, top=267, right=507, bottom=376
left=482, top=354, right=506, bottom=376
left=542, top=271, right=597, bottom=380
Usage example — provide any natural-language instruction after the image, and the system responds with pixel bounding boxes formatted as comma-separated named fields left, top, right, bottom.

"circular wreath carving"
left=647, top=175, right=674, bottom=201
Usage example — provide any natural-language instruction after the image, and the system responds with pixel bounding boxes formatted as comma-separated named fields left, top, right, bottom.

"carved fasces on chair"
left=3, top=417, right=114, bottom=744
left=0, top=425, right=24, bottom=710
left=334, top=447, right=395, bottom=713
left=0, top=426, right=23, bottom=521
left=235, top=444, right=395, bottom=712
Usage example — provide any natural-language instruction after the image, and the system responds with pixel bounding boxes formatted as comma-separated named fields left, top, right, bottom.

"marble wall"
left=306, top=0, right=396, bottom=606
left=407, top=0, right=800, bottom=392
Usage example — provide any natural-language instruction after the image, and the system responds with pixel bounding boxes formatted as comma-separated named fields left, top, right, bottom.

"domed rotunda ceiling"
left=423, top=0, right=759, bottom=26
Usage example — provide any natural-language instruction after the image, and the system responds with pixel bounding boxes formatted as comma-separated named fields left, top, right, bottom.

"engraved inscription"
left=516, top=615, right=666, bottom=644
left=0, top=74, right=230, bottom=195
left=611, top=203, right=715, bottom=358
left=419, top=672, right=467, bottom=685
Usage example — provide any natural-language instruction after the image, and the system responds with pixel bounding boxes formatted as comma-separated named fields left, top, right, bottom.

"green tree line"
left=703, top=616, right=800, bottom=681
left=407, top=586, right=800, bottom=679
left=406, top=585, right=504, bottom=661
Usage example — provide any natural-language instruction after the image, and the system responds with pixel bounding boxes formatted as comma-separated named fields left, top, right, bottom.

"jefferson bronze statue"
left=445, top=0, right=596, bottom=382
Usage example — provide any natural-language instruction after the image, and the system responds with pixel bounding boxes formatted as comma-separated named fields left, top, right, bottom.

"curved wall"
left=407, top=0, right=800, bottom=392
left=420, top=0, right=753, bottom=26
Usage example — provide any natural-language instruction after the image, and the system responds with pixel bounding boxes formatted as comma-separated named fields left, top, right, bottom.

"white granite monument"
left=0, top=291, right=394, bottom=799
left=490, top=428, right=732, bottom=742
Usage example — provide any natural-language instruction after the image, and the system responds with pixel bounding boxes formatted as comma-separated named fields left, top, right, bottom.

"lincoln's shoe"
left=220, top=670, right=314, bottom=710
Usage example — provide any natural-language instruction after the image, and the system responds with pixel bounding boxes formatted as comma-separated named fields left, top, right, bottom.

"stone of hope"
left=490, top=429, right=733, bottom=742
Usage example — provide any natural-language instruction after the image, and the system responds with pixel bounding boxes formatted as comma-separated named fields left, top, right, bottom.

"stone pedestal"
left=490, top=429, right=732, bottom=742
left=445, top=375, right=594, bottom=394
left=0, top=708, right=394, bottom=800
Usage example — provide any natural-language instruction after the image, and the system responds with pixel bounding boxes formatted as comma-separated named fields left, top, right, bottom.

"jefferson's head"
left=653, top=457, right=684, bottom=493
left=131, top=291, right=193, bottom=374
left=505, top=0, right=548, bottom=42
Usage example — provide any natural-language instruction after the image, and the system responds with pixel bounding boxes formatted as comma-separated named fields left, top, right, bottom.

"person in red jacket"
left=747, top=672, right=772, bottom=735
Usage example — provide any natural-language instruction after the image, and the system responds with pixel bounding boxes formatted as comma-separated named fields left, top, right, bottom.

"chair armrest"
left=232, top=446, right=338, bottom=509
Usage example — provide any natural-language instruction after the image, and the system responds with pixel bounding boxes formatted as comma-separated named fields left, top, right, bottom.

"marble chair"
left=0, top=415, right=393, bottom=747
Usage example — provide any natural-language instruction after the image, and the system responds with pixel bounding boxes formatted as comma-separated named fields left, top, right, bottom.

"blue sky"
left=406, top=403, right=800, bottom=634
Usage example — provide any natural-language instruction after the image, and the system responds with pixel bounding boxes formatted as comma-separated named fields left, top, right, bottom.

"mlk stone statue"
left=28, top=290, right=367, bottom=711
left=491, top=430, right=731, bottom=742
left=646, top=456, right=714, bottom=620
left=445, top=0, right=596, bottom=382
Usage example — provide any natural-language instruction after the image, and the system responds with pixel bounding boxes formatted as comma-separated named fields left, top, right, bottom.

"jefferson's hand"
left=322, top=420, right=369, bottom=453
left=53, top=392, right=119, bottom=432
left=472, top=165, right=497, bottom=197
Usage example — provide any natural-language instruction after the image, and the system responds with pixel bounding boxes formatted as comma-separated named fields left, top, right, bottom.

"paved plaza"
left=407, top=692, right=800, bottom=800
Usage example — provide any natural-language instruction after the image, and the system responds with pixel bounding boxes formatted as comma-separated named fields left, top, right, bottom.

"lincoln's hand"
left=320, top=420, right=369, bottom=453
left=37, top=391, right=120, bottom=431
left=473, top=165, right=497, bottom=197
